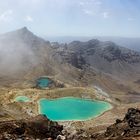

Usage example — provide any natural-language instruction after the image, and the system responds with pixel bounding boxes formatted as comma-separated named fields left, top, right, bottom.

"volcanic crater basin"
left=38, top=97, right=112, bottom=121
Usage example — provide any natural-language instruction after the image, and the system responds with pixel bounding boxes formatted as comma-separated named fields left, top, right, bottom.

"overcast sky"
left=0, top=0, right=140, bottom=37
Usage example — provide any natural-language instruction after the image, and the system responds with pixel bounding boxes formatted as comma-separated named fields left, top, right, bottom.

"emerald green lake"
left=37, top=77, right=51, bottom=88
left=39, top=97, right=112, bottom=121
left=15, top=96, right=30, bottom=102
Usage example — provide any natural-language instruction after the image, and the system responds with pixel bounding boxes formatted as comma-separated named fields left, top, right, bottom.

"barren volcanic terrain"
left=0, top=27, right=140, bottom=139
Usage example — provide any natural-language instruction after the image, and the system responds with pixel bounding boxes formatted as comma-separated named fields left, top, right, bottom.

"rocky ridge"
left=92, top=108, right=140, bottom=140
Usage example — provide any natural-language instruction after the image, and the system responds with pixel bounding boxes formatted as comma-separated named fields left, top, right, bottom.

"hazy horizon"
left=44, top=35, right=140, bottom=51
left=1, top=26, right=140, bottom=52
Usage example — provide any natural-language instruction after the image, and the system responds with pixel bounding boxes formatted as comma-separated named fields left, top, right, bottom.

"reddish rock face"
left=0, top=115, right=63, bottom=140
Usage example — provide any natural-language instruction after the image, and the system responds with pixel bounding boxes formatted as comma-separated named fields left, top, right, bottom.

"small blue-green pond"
left=39, top=97, right=112, bottom=121
left=37, top=77, right=51, bottom=88
left=15, top=96, right=30, bottom=102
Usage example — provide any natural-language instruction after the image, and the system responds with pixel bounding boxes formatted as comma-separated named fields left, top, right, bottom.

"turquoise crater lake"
left=39, top=97, right=112, bottom=121
left=37, top=77, right=52, bottom=88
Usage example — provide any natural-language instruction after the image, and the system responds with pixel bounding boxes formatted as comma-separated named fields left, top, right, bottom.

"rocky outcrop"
left=101, top=43, right=140, bottom=63
left=92, top=108, right=140, bottom=140
left=0, top=115, right=63, bottom=140
left=135, top=79, right=140, bottom=84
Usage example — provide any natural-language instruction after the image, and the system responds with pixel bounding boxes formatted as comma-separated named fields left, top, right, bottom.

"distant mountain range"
left=45, top=36, right=140, bottom=52
left=0, top=27, right=140, bottom=101
left=55, top=39, right=140, bottom=75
